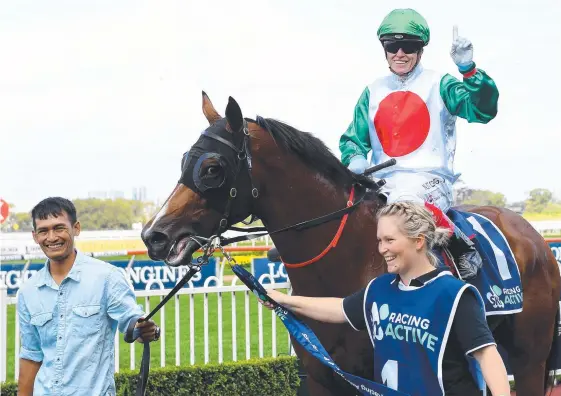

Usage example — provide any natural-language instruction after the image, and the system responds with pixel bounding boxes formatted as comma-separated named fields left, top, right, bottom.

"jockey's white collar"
left=390, top=62, right=424, bottom=84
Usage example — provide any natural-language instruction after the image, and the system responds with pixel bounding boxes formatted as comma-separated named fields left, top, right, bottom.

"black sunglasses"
left=382, top=40, right=424, bottom=54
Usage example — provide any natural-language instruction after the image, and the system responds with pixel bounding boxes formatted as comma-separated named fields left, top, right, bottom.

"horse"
left=140, top=92, right=561, bottom=396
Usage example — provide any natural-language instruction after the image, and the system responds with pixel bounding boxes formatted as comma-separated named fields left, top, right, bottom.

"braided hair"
left=376, top=202, right=450, bottom=267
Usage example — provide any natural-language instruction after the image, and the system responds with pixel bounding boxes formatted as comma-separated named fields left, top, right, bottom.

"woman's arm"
left=259, top=289, right=347, bottom=324
left=453, top=289, right=510, bottom=395
left=472, top=345, right=511, bottom=396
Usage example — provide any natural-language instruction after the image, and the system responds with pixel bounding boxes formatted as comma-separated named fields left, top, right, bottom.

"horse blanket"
left=445, top=209, right=523, bottom=316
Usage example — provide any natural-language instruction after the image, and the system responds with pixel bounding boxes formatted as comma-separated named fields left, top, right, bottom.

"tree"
left=13, top=212, right=33, bottom=231
left=1, top=198, right=161, bottom=232
left=73, top=198, right=153, bottom=230
left=0, top=203, right=33, bottom=232
left=455, top=187, right=506, bottom=207
left=524, top=188, right=553, bottom=213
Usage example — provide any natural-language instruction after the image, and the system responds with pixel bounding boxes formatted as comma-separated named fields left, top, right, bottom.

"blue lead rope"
left=231, top=264, right=409, bottom=396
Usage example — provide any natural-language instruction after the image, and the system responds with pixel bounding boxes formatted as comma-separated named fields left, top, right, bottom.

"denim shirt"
left=17, top=250, right=145, bottom=395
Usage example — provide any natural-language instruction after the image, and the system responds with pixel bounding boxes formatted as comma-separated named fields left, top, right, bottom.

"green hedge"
left=0, top=356, right=300, bottom=396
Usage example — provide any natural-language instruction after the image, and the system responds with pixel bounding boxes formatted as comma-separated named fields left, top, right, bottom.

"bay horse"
left=141, top=93, right=560, bottom=396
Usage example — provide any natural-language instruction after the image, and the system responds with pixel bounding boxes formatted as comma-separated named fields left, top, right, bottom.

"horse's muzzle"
left=141, top=229, right=170, bottom=261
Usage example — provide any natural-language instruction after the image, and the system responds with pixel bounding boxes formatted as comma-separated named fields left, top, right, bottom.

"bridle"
left=124, top=117, right=394, bottom=395
left=200, top=118, right=260, bottom=234
left=183, top=117, right=385, bottom=256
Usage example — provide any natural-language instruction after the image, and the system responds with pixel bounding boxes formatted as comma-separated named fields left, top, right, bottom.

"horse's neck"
left=252, top=153, right=384, bottom=294
left=254, top=162, right=346, bottom=259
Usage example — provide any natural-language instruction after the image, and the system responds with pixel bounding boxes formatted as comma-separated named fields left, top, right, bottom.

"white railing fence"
left=0, top=274, right=293, bottom=383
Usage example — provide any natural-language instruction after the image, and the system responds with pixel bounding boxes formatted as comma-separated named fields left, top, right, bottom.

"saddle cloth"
left=445, top=209, right=523, bottom=316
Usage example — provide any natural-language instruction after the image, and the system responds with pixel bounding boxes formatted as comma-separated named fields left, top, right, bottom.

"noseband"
left=183, top=117, right=394, bottom=263
left=125, top=118, right=395, bottom=395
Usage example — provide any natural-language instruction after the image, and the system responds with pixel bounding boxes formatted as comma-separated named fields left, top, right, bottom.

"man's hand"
left=450, top=25, right=474, bottom=72
left=134, top=318, right=160, bottom=343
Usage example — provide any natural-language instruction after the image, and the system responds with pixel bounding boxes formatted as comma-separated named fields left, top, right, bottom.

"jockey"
left=339, top=8, right=500, bottom=279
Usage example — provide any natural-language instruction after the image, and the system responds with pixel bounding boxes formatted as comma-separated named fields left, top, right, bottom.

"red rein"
left=282, top=186, right=356, bottom=269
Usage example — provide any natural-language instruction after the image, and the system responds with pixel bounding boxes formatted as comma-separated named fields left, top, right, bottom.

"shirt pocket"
left=71, top=304, right=102, bottom=337
left=30, top=311, right=54, bottom=343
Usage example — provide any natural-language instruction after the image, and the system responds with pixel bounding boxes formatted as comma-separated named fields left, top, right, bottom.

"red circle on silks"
left=373, top=91, right=430, bottom=157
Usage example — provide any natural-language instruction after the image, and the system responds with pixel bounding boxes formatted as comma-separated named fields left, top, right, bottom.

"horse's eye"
left=205, top=166, right=220, bottom=176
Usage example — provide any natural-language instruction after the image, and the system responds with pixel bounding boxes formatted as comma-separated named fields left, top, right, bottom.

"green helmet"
left=377, top=9, right=430, bottom=46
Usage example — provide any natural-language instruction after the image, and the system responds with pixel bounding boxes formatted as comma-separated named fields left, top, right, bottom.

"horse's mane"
left=249, top=116, right=379, bottom=190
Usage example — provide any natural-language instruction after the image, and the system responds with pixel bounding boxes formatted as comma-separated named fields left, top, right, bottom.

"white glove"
left=450, top=25, right=474, bottom=72
left=348, top=156, right=369, bottom=174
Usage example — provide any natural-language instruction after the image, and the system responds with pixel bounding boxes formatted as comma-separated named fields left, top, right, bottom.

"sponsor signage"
left=1, top=258, right=219, bottom=296
left=251, top=258, right=288, bottom=285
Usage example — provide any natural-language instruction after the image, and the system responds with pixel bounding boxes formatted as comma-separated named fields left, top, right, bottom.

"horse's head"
left=141, top=93, right=256, bottom=266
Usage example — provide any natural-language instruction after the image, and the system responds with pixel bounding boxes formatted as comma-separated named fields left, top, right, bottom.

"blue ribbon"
left=231, top=264, right=409, bottom=396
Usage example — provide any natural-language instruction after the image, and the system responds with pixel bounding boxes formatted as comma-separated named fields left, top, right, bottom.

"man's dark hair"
left=31, top=197, right=78, bottom=230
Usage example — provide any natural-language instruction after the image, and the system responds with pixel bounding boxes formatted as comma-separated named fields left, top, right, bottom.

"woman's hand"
left=257, top=289, right=286, bottom=310
left=472, top=345, right=511, bottom=396
left=255, top=289, right=347, bottom=324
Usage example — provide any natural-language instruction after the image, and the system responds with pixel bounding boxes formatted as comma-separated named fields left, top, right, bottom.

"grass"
left=523, top=212, right=561, bottom=221
left=4, top=248, right=277, bottom=380
left=5, top=289, right=291, bottom=381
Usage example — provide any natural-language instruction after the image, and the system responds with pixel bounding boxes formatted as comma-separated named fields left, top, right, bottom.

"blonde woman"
left=259, top=202, right=510, bottom=396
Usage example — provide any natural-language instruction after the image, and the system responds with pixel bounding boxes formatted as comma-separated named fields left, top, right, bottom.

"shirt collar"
left=66, top=250, right=85, bottom=282
left=35, top=249, right=84, bottom=288
left=34, top=268, right=51, bottom=288
left=390, top=62, right=424, bottom=85
left=393, top=267, right=450, bottom=288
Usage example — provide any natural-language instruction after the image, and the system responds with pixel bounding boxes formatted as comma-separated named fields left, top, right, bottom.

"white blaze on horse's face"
left=386, top=48, right=420, bottom=75
left=141, top=183, right=222, bottom=265
left=148, top=185, right=200, bottom=230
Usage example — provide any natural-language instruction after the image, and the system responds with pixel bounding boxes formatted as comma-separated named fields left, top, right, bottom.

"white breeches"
left=378, top=172, right=455, bottom=213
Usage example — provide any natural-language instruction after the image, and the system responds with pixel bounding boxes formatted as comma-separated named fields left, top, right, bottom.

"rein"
left=223, top=184, right=364, bottom=268
left=186, top=120, right=397, bottom=268
left=123, top=119, right=395, bottom=394
left=124, top=265, right=202, bottom=396
left=282, top=185, right=356, bottom=268
left=173, top=182, right=368, bottom=269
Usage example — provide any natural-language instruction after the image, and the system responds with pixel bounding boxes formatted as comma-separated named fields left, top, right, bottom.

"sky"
left=1, top=0, right=560, bottom=212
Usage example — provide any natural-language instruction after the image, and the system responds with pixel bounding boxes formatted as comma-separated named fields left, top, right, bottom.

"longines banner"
left=0, top=258, right=219, bottom=296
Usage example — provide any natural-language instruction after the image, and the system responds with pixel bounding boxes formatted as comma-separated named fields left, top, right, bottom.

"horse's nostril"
left=148, top=231, right=169, bottom=249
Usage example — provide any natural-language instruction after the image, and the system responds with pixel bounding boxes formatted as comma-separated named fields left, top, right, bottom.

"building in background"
left=132, top=186, right=147, bottom=201
left=88, top=190, right=125, bottom=200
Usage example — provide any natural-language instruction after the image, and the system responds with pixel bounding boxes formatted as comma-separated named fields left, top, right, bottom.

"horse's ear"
left=202, top=91, right=222, bottom=125
left=225, top=96, right=244, bottom=134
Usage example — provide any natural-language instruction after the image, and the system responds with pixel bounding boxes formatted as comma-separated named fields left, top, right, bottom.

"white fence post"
left=2, top=280, right=294, bottom=377
left=0, top=284, right=8, bottom=383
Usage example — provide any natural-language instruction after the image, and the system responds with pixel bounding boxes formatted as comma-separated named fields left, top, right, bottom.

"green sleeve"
left=339, top=87, right=371, bottom=166
left=440, top=67, right=499, bottom=124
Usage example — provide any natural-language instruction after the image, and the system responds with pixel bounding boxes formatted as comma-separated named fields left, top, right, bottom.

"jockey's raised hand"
left=338, top=9, right=499, bottom=280
left=450, top=25, right=474, bottom=72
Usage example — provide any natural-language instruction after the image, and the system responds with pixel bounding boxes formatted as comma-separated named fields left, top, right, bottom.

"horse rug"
left=445, top=209, right=523, bottom=316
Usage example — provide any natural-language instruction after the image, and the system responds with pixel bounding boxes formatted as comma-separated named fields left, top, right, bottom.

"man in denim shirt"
left=17, top=197, right=160, bottom=395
